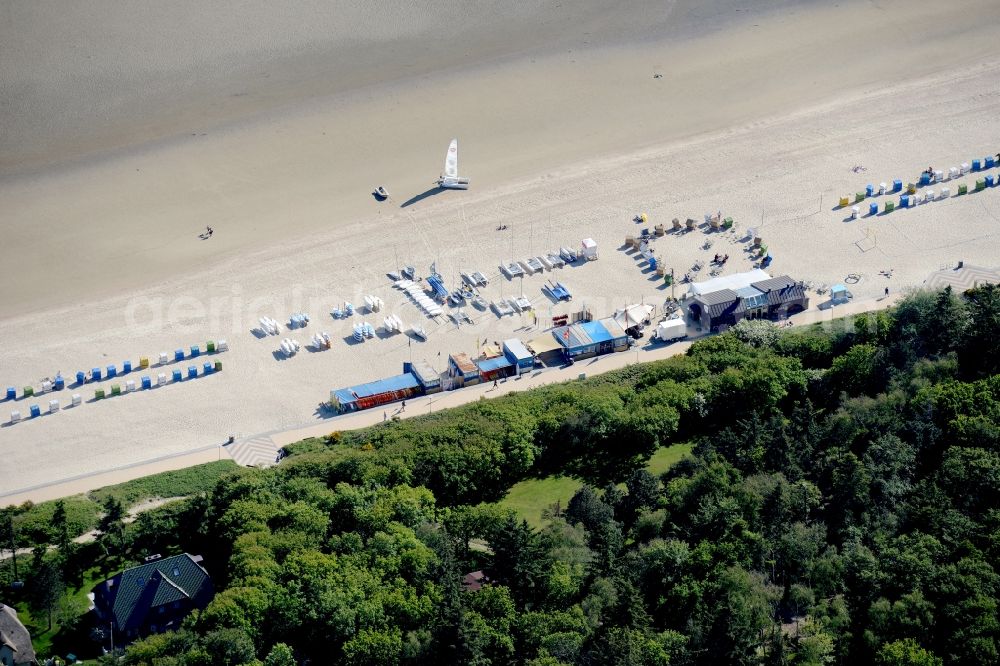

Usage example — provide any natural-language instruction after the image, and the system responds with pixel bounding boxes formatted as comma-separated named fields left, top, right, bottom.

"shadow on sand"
left=401, top=187, right=446, bottom=208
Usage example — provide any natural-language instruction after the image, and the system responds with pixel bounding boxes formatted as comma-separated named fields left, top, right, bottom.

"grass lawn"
left=500, top=443, right=693, bottom=529
left=18, top=562, right=109, bottom=661
left=645, top=442, right=693, bottom=476
left=501, top=476, right=583, bottom=529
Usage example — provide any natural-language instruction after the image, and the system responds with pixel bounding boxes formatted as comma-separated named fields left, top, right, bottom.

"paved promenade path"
left=1, top=294, right=901, bottom=506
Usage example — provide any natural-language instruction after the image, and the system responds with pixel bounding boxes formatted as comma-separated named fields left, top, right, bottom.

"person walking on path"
left=401, top=400, right=406, bottom=412
left=383, top=410, right=387, bottom=421
left=885, top=287, right=889, bottom=298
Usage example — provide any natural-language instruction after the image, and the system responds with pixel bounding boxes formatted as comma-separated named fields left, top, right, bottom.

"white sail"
left=444, top=139, right=458, bottom=179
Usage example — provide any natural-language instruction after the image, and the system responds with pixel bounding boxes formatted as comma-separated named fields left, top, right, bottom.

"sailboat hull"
left=439, top=178, right=470, bottom=190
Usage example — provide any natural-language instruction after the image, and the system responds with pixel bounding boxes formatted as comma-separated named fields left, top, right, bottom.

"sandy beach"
left=2, top=0, right=1000, bottom=497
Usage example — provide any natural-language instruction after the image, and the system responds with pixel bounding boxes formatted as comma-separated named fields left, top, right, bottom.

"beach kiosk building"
left=331, top=372, right=422, bottom=413
left=687, top=272, right=809, bottom=332
left=447, top=353, right=481, bottom=388
left=526, top=333, right=565, bottom=366
left=476, top=355, right=514, bottom=383
left=552, top=318, right=628, bottom=361
left=406, top=360, right=442, bottom=394
left=503, top=338, right=534, bottom=374
left=581, top=238, right=598, bottom=261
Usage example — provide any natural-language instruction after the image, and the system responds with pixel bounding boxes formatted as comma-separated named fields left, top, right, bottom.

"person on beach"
left=401, top=400, right=406, bottom=412
left=885, top=287, right=890, bottom=297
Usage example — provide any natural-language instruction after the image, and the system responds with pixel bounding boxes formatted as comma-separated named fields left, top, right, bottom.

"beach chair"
left=710, top=217, right=721, bottom=231
left=939, top=187, right=950, bottom=199
left=855, top=192, right=865, bottom=203
left=654, top=224, right=665, bottom=236
left=839, top=196, right=850, bottom=207
left=672, top=218, right=682, bottom=231
left=685, top=218, right=696, bottom=231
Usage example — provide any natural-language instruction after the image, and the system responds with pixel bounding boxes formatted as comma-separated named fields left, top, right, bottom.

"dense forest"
left=4, top=285, right=1000, bottom=665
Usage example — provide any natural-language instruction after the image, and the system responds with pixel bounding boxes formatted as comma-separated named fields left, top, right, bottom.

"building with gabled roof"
left=0, top=603, right=38, bottom=666
left=91, top=553, right=213, bottom=640
left=687, top=273, right=808, bottom=331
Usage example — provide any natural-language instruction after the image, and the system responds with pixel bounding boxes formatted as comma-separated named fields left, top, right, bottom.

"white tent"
left=614, top=304, right=654, bottom=329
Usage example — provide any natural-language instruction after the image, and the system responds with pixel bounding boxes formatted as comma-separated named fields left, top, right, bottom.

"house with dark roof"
left=92, top=553, right=213, bottom=640
left=688, top=274, right=808, bottom=331
left=0, top=603, right=38, bottom=666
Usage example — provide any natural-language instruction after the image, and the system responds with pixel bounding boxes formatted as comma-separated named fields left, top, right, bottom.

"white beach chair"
left=939, top=187, right=950, bottom=199
left=49, top=399, right=59, bottom=413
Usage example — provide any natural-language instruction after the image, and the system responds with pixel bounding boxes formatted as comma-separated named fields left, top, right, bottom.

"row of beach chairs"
left=9, top=361, right=222, bottom=424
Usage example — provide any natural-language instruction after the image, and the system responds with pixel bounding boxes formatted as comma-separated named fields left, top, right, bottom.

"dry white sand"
left=2, top=0, right=1000, bottom=496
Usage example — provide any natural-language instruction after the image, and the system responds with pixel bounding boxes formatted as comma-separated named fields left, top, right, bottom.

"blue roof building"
left=476, top=355, right=514, bottom=382
left=552, top=319, right=627, bottom=359
left=331, top=372, right=422, bottom=412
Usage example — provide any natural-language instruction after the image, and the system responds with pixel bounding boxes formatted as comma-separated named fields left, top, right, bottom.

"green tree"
left=489, top=515, right=551, bottom=606
left=28, top=559, right=64, bottom=630
left=264, top=643, right=297, bottom=666
left=342, top=629, right=402, bottom=666
left=875, top=638, right=943, bottom=666
left=98, top=495, right=127, bottom=557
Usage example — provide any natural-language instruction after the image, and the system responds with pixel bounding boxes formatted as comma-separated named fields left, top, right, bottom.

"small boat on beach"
left=410, top=325, right=428, bottom=340
left=491, top=300, right=515, bottom=317
left=471, top=271, right=489, bottom=286
left=373, top=186, right=388, bottom=200
left=513, top=296, right=533, bottom=311
left=560, top=246, right=577, bottom=263
left=544, top=281, right=572, bottom=301
left=472, top=295, right=488, bottom=310
left=387, top=271, right=401, bottom=282
left=526, top=257, right=545, bottom=273
left=459, top=309, right=474, bottom=324
left=401, top=265, right=416, bottom=280
left=546, top=252, right=565, bottom=268
left=501, top=263, right=524, bottom=278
